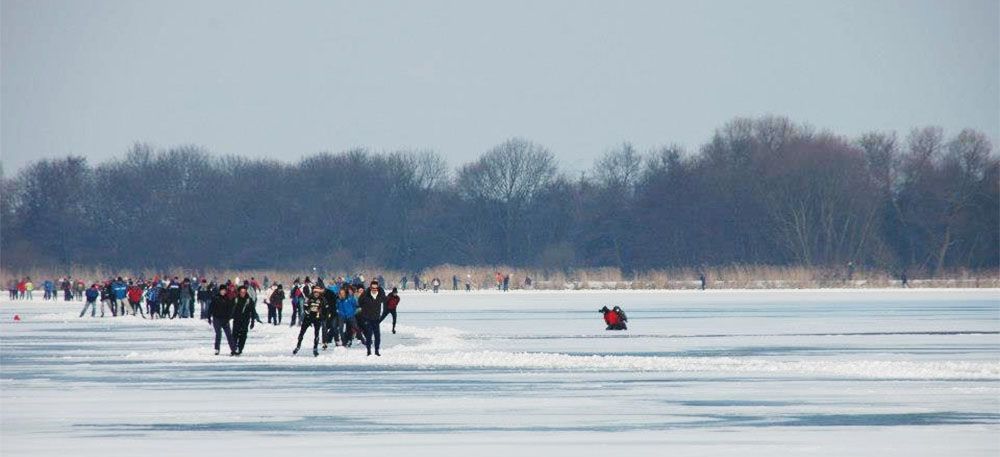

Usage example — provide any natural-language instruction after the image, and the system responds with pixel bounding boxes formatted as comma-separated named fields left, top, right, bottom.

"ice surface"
left=1, top=289, right=998, bottom=456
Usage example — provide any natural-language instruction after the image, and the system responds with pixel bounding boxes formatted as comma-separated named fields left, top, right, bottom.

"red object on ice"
left=13, top=315, right=20, bottom=321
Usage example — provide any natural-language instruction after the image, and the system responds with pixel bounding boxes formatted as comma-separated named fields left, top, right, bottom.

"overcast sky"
left=2, top=0, right=997, bottom=175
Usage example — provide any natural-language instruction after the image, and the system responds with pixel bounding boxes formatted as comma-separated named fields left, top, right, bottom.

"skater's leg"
left=222, top=321, right=236, bottom=354
left=311, top=321, right=321, bottom=354
left=213, top=321, right=224, bottom=351
left=295, top=320, right=309, bottom=350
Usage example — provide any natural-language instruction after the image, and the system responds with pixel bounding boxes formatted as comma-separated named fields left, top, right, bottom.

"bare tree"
left=457, top=138, right=557, bottom=263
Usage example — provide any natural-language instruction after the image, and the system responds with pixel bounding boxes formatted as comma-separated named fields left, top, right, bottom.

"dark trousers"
left=275, top=307, right=282, bottom=325
left=289, top=301, right=301, bottom=326
left=323, top=315, right=341, bottom=344
left=379, top=308, right=397, bottom=329
left=233, top=321, right=250, bottom=353
left=296, top=316, right=322, bottom=350
left=129, top=299, right=145, bottom=317
left=213, top=319, right=235, bottom=353
left=341, top=317, right=360, bottom=346
left=267, top=304, right=276, bottom=324
left=360, top=318, right=381, bottom=352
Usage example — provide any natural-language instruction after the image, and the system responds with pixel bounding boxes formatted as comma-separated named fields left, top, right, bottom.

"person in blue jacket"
left=322, top=283, right=341, bottom=349
left=112, top=277, right=128, bottom=317
left=336, top=287, right=359, bottom=348
left=43, top=280, right=54, bottom=300
left=80, top=284, right=103, bottom=318
left=145, top=284, right=161, bottom=319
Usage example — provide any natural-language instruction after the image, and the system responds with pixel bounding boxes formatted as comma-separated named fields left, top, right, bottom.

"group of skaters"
left=210, top=276, right=401, bottom=358
left=65, top=273, right=401, bottom=358
left=278, top=278, right=401, bottom=357
left=7, top=277, right=88, bottom=301
left=76, top=275, right=249, bottom=319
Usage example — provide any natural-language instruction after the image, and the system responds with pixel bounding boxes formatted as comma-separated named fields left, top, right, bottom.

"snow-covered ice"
left=1, top=289, right=998, bottom=456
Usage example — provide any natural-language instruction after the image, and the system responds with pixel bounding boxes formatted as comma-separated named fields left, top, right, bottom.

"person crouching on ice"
left=600, top=306, right=628, bottom=330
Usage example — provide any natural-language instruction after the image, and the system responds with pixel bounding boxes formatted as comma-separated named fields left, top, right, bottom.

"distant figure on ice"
left=268, top=284, right=285, bottom=326
left=600, top=306, right=628, bottom=330
left=699, top=273, right=706, bottom=290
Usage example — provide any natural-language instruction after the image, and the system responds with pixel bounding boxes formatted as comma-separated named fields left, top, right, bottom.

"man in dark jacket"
left=232, top=286, right=262, bottom=355
left=357, top=280, right=386, bottom=356
left=293, top=285, right=326, bottom=357
left=209, top=287, right=237, bottom=355
left=321, top=285, right=340, bottom=349
left=166, top=278, right=181, bottom=318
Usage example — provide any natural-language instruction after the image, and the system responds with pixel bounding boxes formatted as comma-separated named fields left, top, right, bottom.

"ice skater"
left=380, top=287, right=400, bottom=334
left=336, top=287, right=359, bottom=347
left=79, top=284, right=104, bottom=318
left=293, top=285, right=326, bottom=357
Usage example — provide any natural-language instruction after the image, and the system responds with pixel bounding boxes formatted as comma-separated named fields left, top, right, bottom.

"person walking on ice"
left=209, top=286, right=237, bottom=356
left=232, top=286, right=262, bottom=356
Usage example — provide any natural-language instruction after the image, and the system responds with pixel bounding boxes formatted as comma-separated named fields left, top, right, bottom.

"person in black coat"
left=357, top=280, right=386, bottom=356
left=321, top=286, right=340, bottom=349
left=232, top=286, right=263, bottom=355
left=209, top=288, right=237, bottom=356
left=293, top=285, right=327, bottom=357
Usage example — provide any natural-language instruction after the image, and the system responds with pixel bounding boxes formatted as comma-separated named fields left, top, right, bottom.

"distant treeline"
left=1, top=116, right=996, bottom=275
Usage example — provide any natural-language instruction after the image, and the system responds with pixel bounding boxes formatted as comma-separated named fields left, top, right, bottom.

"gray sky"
left=2, top=0, right=997, bottom=175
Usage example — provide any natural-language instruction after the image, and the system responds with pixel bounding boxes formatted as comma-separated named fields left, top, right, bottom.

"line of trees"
left=1, top=116, right=996, bottom=275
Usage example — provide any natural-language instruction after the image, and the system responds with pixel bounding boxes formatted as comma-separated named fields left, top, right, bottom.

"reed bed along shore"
left=3, top=265, right=997, bottom=290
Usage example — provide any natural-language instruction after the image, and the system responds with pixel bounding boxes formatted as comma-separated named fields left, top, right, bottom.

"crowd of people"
left=9, top=271, right=632, bottom=355
left=7, top=276, right=88, bottom=301
left=7, top=273, right=404, bottom=358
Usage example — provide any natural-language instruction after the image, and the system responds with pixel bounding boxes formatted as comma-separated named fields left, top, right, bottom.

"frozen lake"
left=2, top=289, right=998, bottom=456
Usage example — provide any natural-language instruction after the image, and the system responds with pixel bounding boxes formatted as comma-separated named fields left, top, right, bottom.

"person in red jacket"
left=600, top=306, right=627, bottom=330
left=126, top=281, right=146, bottom=318
left=380, top=287, right=401, bottom=334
